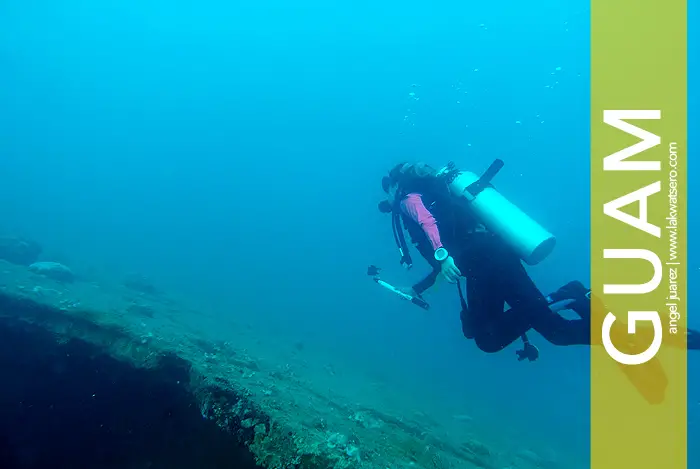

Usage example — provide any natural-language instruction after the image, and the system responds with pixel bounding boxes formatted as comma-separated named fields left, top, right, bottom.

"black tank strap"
left=464, top=159, right=505, bottom=198
left=456, top=279, right=468, bottom=311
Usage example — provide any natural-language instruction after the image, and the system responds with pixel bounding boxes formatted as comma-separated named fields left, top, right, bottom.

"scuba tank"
left=436, top=160, right=556, bottom=265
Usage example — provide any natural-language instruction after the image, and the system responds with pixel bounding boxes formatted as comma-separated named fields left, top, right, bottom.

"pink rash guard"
left=400, top=193, right=443, bottom=251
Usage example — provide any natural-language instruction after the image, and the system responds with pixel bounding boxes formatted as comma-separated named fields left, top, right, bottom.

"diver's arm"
left=412, top=267, right=441, bottom=296
left=400, top=193, right=445, bottom=295
left=400, top=193, right=444, bottom=251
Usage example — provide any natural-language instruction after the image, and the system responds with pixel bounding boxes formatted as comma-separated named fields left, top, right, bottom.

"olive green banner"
left=591, top=0, right=687, bottom=468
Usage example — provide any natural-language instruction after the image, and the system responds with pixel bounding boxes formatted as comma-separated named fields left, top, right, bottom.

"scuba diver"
left=376, top=160, right=698, bottom=355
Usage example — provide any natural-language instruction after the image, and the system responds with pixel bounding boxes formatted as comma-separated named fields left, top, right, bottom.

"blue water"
left=0, top=0, right=695, bottom=467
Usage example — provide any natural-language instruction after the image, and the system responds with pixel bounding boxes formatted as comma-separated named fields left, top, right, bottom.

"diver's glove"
left=434, top=248, right=462, bottom=283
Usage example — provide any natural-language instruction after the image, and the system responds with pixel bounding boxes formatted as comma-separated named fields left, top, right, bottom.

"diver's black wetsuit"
left=398, top=188, right=591, bottom=352
left=388, top=169, right=698, bottom=354
left=455, top=231, right=590, bottom=352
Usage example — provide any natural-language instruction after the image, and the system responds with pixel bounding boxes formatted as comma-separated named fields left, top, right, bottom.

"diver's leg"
left=465, top=271, right=528, bottom=352
left=548, top=280, right=591, bottom=319
left=459, top=238, right=535, bottom=352
left=552, top=283, right=700, bottom=350
left=500, top=263, right=591, bottom=346
left=472, top=308, right=538, bottom=352
left=507, top=276, right=700, bottom=351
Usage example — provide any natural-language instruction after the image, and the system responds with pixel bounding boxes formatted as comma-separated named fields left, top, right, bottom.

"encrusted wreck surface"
left=0, top=260, right=561, bottom=469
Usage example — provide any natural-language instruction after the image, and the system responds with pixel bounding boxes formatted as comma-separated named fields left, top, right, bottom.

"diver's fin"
left=615, top=346, right=668, bottom=405
left=590, top=292, right=668, bottom=404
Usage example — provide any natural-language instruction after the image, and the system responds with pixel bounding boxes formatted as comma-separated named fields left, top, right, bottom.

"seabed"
left=0, top=260, right=561, bottom=469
